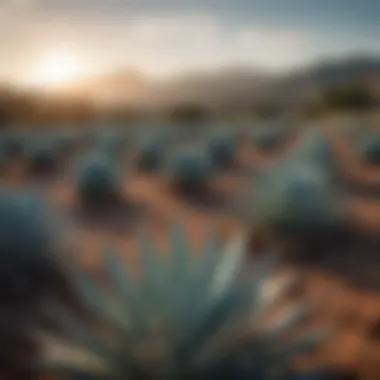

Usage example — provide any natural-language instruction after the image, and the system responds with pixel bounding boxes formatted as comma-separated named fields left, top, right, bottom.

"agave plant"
left=26, top=137, right=59, bottom=175
left=359, top=133, right=380, bottom=165
left=288, top=128, right=333, bottom=171
left=166, top=148, right=214, bottom=195
left=97, top=131, right=123, bottom=161
left=251, top=121, right=287, bottom=150
left=135, top=134, right=165, bottom=172
left=34, top=227, right=329, bottom=380
left=205, top=133, right=236, bottom=169
left=240, top=160, right=345, bottom=238
left=0, top=189, right=80, bottom=378
left=75, top=152, right=121, bottom=205
left=0, top=131, right=25, bottom=158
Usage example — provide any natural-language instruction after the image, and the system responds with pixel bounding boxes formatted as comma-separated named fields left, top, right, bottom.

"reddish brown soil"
left=3, top=131, right=380, bottom=379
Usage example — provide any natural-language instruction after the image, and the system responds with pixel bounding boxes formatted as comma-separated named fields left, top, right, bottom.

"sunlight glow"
left=30, top=51, right=87, bottom=87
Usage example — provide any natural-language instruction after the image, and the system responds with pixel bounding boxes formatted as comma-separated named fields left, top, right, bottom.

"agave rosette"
left=166, top=147, right=215, bottom=193
left=74, top=152, right=121, bottom=203
left=35, top=227, right=329, bottom=380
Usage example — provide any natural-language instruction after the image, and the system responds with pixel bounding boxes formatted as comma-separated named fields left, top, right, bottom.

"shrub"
left=34, top=227, right=329, bottom=380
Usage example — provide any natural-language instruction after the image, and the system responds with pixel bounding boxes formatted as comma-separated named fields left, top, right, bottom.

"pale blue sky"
left=1, top=0, right=379, bottom=84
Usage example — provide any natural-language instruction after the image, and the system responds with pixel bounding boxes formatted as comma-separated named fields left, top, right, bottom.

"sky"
left=1, top=0, right=379, bottom=86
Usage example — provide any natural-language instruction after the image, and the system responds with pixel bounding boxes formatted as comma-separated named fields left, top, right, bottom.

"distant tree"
left=168, top=103, right=210, bottom=124
left=322, top=82, right=374, bottom=111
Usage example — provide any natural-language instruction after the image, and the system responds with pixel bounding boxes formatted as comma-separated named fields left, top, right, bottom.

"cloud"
left=1, top=1, right=380, bottom=83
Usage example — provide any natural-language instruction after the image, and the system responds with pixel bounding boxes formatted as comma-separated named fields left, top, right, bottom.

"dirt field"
left=3, top=125, right=380, bottom=380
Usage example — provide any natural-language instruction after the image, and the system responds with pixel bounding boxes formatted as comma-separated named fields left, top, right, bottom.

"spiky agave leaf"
left=75, top=152, right=121, bottom=205
left=166, top=147, right=215, bottom=195
left=35, top=228, right=330, bottom=380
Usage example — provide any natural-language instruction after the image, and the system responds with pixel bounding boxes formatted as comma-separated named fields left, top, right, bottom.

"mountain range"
left=51, top=55, right=380, bottom=109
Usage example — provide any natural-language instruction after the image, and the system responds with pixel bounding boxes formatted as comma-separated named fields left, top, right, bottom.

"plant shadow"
left=287, top=227, right=380, bottom=291
left=73, top=195, right=150, bottom=235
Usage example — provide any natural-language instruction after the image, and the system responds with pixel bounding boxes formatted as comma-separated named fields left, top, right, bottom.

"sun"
left=31, top=51, right=86, bottom=87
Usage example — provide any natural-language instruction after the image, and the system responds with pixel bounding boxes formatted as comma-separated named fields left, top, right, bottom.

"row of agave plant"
left=1, top=120, right=379, bottom=379
left=1, top=120, right=379, bottom=237
left=0, top=187, right=334, bottom=380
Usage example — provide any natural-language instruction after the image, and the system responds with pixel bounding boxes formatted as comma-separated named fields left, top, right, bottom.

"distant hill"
left=46, top=55, right=380, bottom=109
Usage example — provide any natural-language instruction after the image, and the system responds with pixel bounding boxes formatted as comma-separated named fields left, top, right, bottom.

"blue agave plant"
left=135, top=134, right=165, bottom=171
left=247, top=160, right=345, bottom=237
left=167, top=148, right=214, bottom=194
left=0, top=188, right=63, bottom=301
left=205, top=133, right=236, bottom=169
left=0, top=188, right=85, bottom=378
left=0, top=131, right=25, bottom=158
left=359, top=133, right=380, bottom=165
left=26, top=136, right=59, bottom=175
left=96, top=131, right=123, bottom=161
left=34, top=228, right=329, bottom=380
left=282, top=128, right=340, bottom=183
left=251, top=121, right=287, bottom=150
left=75, top=152, right=121, bottom=205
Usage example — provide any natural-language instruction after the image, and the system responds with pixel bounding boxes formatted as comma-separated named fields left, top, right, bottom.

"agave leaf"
left=250, top=248, right=281, bottom=319
left=274, top=327, right=330, bottom=366
left=103, top=248, right=148, bottom=336
left=180, top=231, right=220, bottom=327
left=260, top=303, right=311, bottom=341
left=209, top=231, right=247, bottom=302
left=167, top=225, right=191, bottom=326
left=175, top=279, right=251, bottom=362
left=41, top=302, right=113, bottom=359
left=73, top=272, right=129, bottom=331
left=261, top=270, right=298, bottom=307
left=137, top=228, right=163, bottom=315
left=34, top=336, right=109, bottom=377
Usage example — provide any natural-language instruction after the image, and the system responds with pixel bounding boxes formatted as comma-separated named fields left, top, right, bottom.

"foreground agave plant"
left=0, top=189, right=79, bottom=378
left=35, top=228, right=329, bottom=380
